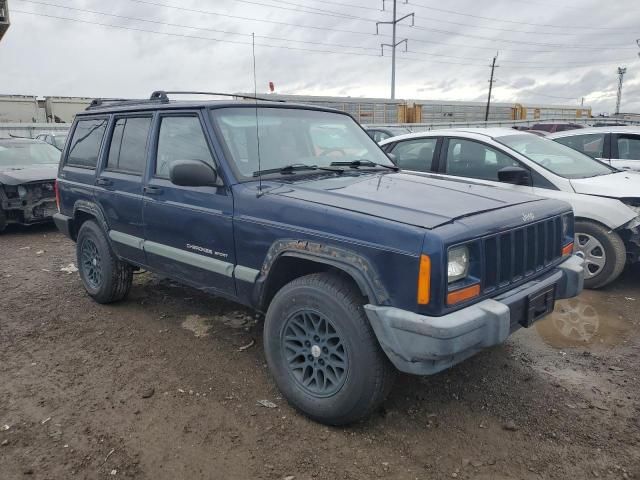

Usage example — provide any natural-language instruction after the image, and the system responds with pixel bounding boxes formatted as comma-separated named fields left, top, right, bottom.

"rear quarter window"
left=66, top=118, right=108, bottom=168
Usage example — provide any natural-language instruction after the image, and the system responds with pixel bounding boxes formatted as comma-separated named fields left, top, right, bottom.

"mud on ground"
left=1, top=225, right=639, bottom=480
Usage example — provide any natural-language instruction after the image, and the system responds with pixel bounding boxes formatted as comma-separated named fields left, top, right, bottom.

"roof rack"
left=85, top=90, right=286, bottom=111
left=85, top=96, right=168, bottom=110
left=150, top=90, right=285, bottom=103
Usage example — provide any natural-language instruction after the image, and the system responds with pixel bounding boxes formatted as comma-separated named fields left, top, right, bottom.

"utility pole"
left=484, top=53, right=499, bottom=122
left=377, top=0, right=414, bottom=100
left=615, top=66, right=627, bottom=116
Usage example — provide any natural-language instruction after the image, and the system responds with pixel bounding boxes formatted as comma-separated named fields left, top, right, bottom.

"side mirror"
left=498, top=166, right=531, bottom=186
left=169, top=160, right=218, bottom=187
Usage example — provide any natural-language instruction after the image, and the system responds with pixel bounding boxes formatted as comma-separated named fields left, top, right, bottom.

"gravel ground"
left=1, top=224, right=639, bottom=480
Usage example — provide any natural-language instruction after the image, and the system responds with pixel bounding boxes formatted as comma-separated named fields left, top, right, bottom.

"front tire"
left=76, top=220, right=133, bottom=303
left=575, top=220, right=626, bottom=289
left=263, top=273, right=395, bottom=426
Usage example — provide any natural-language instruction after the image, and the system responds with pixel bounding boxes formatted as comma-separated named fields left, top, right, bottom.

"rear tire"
left=263, top=272, right=395, bottom=426
left=76, top=220, right=133, bottom=303
left=575, top=220, right=626, bottom=289
left=0, top=209, right=6, bottom=233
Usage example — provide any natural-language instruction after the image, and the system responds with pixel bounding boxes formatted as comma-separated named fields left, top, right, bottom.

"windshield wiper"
left=253, top=164, right=343, bottom=177
left=330, top=159, right=399, bottom=171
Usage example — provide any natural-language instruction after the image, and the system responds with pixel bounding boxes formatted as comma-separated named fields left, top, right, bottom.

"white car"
left=548, top=126, right=640, bottom=172
left=380, top=128, right=640, bottom=289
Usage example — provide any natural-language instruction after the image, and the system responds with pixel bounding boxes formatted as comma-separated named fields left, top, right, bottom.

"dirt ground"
left=1, top=224, right=639, bottom=480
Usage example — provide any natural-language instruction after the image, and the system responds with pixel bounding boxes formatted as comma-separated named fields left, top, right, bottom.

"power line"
left=11, top=9, right=491, bottom=67
left=18, top=1, right=634, bottom=68
left=128, top=0, right=638, bottom=50
left=404, top=1, right=640, bottom=32
left=14, top=0, right=379, bottom=52
left=269, top=0, right=632, bottom=37
left=377, top=0, right=415, bottom=99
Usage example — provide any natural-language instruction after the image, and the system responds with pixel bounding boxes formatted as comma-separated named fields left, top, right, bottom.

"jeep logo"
left=522, top=212, right=535, bottom=222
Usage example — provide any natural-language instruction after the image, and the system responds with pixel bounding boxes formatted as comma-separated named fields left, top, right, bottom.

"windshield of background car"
left=211, top=107, right=394, bottom=178
left=0, top=142, right=61, bottom=167
left=496, top=134, right=615, bottom=179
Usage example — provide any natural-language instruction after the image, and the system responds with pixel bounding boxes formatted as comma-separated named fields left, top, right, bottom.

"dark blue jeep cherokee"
left=54, top=92, right=584, bottom=425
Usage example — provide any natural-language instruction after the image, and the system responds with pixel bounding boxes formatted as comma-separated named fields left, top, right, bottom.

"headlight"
left=448, top=245, right=470, bottom=283
left=17, top=186, right=28, bottom=198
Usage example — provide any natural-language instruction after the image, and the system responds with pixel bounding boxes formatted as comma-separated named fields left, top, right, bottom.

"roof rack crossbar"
left=150, top=90, right=285, bottom=103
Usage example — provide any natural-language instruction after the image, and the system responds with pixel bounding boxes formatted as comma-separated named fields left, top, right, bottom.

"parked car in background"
left=364, top=126, right=412, bottom=143
left=53, top=93, right=582, bottom=425
left=380, top=128, right=640, bottom=289
left=0, top=138, right=60, bottom=232
left=35, top=132, right=68, bottom=150
left=524, top=130, right=549, bottom=137
left=549, top=126, right=640, bottom=172
left=531, top=123, right=584, bottom=134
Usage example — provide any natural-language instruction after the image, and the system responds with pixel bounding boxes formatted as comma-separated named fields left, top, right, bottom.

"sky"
left=1, top=0, right=639, bottom=115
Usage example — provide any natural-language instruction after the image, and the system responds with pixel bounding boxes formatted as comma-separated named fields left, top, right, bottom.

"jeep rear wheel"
left=575, top=220, right=626, bottom=289
left=76, top=220, right=133, bottom=303
left=0, top=209, right=6, bottom=233
left=263, top=273, right=395, bottom=425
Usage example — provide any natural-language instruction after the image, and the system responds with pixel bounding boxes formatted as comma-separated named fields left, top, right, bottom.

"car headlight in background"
left=448, top=245, right=469, bottom=283
left=17, top=186, right=28, bottom=198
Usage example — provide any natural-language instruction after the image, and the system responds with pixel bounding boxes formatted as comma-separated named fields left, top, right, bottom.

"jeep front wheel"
left=76, top=220, right=133, bottom=303
left=263, top=272, right=395, bottom=425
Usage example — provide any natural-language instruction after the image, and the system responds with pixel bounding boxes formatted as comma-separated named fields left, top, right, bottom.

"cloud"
left=0, top=0, right=638, bottom=114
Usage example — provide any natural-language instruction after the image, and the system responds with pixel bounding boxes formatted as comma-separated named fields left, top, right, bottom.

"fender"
left=72, top=200, right=110, bottom=236
left=256, top=239, right=390, bottom=307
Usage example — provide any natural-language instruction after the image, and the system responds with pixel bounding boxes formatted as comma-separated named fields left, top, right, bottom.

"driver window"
left=155, top=116, right=214, bottom=178
left=617, top=135, right=640, bottom=160
left=445, top=139, right=519, bottom=181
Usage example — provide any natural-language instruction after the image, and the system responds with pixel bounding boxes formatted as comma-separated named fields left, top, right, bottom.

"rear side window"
left=391, top=138, right=437, bottom=171
left=67, top=119, right=108, bottom=168
left=106, top=117, right=152, bottom=174
left=155, top=116, right=214, bottom=178
left=554, top=134, right=605, bottom=158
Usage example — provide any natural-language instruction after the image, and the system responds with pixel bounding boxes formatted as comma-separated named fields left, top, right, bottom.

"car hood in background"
left=0, top=164, right=58, bottom=185
left=273, top=172, right=545, bottom=229
left=570, top=171, right=640, bottom=198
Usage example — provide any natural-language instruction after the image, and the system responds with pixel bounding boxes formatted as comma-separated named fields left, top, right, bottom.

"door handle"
left=144, top=186, right=163, bottom=195
left=95, top=178, right=112, bottom=187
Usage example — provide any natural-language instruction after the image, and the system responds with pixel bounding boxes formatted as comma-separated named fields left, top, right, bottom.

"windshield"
left=495, top=134, right=615, bottom=179
left=211, top=107, right=394, bottom=178
left=0, top=142, right=61, bottom=167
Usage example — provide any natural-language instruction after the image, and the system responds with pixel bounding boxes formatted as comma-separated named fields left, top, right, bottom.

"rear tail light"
left=54, top=179, right=60, bottom=212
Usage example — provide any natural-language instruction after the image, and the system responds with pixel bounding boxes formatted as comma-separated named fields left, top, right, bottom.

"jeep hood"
left=272, top=172, right=545, bottom=229
left=570, top=171, right=640, bottom=198
left=0, top=164, right=58, bottom=186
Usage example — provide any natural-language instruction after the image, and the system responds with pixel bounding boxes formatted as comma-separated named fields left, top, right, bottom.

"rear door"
left=94, top=114, right=152, bottom=265
left=142, top=110, right=236, bottom=296
left=610, top=133, right=640, bottom=171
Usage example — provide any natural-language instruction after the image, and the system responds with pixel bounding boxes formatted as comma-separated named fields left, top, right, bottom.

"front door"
left=142, top=111, right=236, bottom=296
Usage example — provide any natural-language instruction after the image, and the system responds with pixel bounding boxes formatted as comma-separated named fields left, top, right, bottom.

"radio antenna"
left=252, top=32, right=263, bottom=196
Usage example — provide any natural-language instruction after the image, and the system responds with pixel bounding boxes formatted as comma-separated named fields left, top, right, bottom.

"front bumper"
left=1, top=198, right=57, bottom=225
left=365, top=255, right=584, bottom=376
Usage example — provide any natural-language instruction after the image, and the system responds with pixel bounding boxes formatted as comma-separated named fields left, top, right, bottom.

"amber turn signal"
left=447, top=283, right=480, bottom=306
left=417, top=255, right=431, bottom=305
left=562, top=243, right=574, bottom=257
